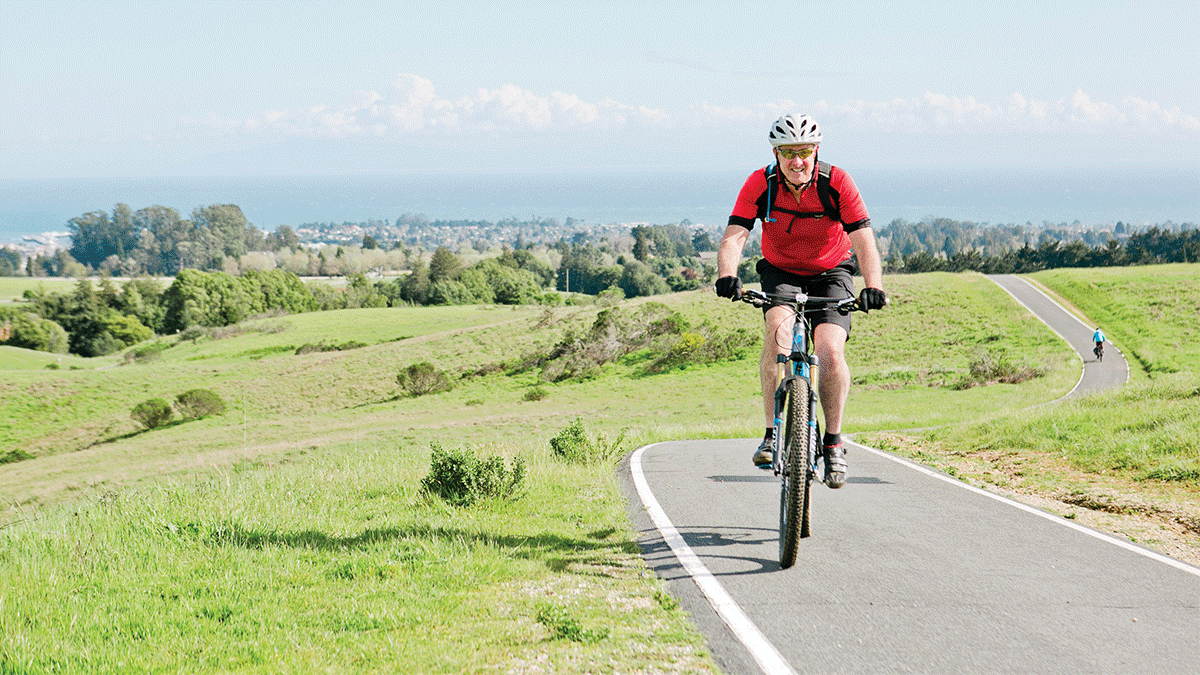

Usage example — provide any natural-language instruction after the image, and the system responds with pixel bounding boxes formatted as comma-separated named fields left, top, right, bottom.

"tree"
left=428, top=246, right=461, bottom=283
left=0, top=307, right=68, bottom=353
left=68, top=205, right=141, bottom=268
left=266, top=225, right=300, bottom=252
left=161, top=269, right=254, bottom=332
left=192, top=204, right=250, bottom=259
left=133, top=205, right=189, bottom=275
left=0, top=247, right=21, bottom=276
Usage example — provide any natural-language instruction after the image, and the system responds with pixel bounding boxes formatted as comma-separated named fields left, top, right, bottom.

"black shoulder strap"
left=815, top=161, right=838, bottom=222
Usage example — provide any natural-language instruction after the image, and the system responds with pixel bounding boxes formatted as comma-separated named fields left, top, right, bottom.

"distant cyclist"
left=1093, top=327, right=1106, bottom=361
left=714, top=113, right=887, bottom=488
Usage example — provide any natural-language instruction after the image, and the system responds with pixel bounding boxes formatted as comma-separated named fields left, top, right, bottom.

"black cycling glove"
left=715, top=276, right=743, bottom=301
left=858, top=287, right=888, bottom=312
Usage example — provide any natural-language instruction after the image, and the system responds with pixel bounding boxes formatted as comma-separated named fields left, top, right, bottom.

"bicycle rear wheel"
left=778, top=377, right=814, bottom=569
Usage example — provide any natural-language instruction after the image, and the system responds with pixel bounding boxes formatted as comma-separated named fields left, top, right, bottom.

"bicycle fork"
left=771, top=351, right=821, bottom=477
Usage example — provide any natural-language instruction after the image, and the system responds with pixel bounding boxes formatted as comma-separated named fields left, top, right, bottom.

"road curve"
left=987, top=274, right=1129, bottom=397
left=621, top=276, right=1196, bottom=675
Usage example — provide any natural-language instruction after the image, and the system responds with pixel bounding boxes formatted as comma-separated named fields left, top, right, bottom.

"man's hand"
left=858, top=287, right=888, bottom=312
left=715, top=276, right=743, bottom=301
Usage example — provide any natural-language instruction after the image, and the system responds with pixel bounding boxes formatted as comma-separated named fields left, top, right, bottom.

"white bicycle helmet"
left=768, top=114, right=822, bottom=146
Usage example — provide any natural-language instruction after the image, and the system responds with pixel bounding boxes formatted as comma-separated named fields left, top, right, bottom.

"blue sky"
left=2, top=0, right=1198, bottom=179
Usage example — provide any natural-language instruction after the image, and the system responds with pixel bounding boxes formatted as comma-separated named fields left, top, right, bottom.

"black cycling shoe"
left=752, top=438, right=773, bottom=469
left=823, top=443, right=847, bottom=488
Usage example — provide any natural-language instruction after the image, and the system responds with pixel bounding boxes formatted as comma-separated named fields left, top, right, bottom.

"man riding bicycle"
left=715, top=114, right=887, bottom=488
left=1093, top=327, right=1106, bottom=358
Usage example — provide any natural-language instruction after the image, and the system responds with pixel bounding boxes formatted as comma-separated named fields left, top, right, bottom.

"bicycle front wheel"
left=778, top=377, right=814, bottom=569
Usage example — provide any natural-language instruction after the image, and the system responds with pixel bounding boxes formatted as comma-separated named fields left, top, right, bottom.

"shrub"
left=295, top=340, right=367, bottom=355
left=549, top=417, right=628, bottom=465
left=536, top=603, right=609, bottom=643
left=397, top=362, right=453, bottom=397
left=125, top=341, right=171, bottom=364
left=420, top=442, right=526, bottom=506
left=131, top=398, right=174, bottom=429
left=0, top=449, right=34, bottom=465
left=175, top=389, right=228, bottom=420
left=0, top=307, right=69, bottom=353
left=645, top=324, right=754, bottom=373
left=953, top=348, right=1045, bottom=389
left=523, top=386, right=549, bottom=401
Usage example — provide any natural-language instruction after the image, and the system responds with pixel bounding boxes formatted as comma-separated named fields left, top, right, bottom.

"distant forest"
left=2, top=202, right=1196, bottom=358
left=1, top=201, right=1195, bottom=282
left=876, top=218, right=1200, bottom=274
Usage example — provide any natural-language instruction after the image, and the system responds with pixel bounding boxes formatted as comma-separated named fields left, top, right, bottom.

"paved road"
left=987, top=274, right=1129, bottom=398
left=622, top=276, right=1197, bottom=675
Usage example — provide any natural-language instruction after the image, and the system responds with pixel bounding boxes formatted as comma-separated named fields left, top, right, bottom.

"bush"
left=0, top=449, right=34, bottom=465
left=0, top=307, right=69, bottom=353
left=125, top=341, right=171, bottom=364
left=131, top=398, right=174, bottom=429
left=397, top=362, right=454, bottom=397
left=420, top=442, right=526, bottom=506
left=549, top=417, right=628, bottom=465
left=175, top=389, right=227, bottom=420
left=536, top=603, right=609, bottom=643
left=536, top=304, right=685, bottom=383
left=295, top=340, right=367, bottom=355
left=953, top=348, right=1045, bottom=389
left=523, top=386, right=549, bottom=401
left=645, top=323, right=755, bottom=373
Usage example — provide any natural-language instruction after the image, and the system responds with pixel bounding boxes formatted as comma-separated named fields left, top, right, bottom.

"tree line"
left=3, top=201, right=1195, bottom=359
left=879, top=219, right=1199, bottom=274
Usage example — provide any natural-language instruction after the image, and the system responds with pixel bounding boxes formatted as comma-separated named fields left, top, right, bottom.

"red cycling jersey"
left=728, top=163, right=870, bottom=276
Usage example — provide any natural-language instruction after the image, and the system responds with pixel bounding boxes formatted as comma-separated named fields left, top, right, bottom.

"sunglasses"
left=776, top=147, right=816, bottom=160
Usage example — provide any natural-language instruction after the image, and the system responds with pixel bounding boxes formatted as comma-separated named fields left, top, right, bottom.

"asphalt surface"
left=621, top=276, right=1199, bottom=675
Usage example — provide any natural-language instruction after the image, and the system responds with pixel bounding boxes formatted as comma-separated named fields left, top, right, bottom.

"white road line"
left=630, top=443, right=798, bottom=675
left=848, top=439, right=1200, bottom=578
left=632, top=276, right=1194, bottom=672
left=632, top=437, right=1200, bottom=675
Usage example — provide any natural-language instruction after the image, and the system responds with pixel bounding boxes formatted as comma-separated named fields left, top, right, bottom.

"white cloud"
left=772, top=89, right=1199, bottom=134
left=198, top=74, right=669, bottom=139
left=196, top=76, right=1198, bottom=141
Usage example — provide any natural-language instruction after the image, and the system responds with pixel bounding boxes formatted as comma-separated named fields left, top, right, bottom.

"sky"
left=2, top=0, right=1199, bottom=179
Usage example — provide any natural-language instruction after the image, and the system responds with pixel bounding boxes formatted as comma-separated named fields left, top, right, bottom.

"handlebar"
left=740, top=288, right=863, bottom=314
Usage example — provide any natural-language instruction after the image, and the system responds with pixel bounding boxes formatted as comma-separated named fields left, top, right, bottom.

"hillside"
left=1, top=266, right=1197, bottom=673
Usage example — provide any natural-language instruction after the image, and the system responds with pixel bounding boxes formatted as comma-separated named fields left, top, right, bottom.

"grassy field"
left=1, top=266, right=1197, bottom=673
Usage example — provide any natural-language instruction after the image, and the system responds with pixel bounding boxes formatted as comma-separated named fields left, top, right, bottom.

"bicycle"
left=1094, top=342, right=1104, bottom=362
left=740, top=287, right=864, bottom=569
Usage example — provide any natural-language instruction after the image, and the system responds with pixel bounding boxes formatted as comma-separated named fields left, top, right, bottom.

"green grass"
left=1, top=266, right=1198, bottom=672
left=1031, top=264, right=1200, bottom=381
left=0, top=277, right=84, bottom=304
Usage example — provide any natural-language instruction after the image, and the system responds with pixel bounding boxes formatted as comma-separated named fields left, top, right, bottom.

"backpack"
left=757, top=161, right=840, bottom=224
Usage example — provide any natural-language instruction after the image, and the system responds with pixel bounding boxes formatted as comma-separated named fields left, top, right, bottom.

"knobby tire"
left=778, top=377, right=813, bottom=569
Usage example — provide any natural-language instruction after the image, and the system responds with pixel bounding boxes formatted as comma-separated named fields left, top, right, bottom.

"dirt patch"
left=864, top=432, right=1200, bottom=568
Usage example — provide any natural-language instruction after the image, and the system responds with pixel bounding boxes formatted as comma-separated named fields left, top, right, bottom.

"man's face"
left=775, top=144, right=818, bottom=185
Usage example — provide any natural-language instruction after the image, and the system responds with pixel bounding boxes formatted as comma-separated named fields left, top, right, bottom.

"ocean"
left=1, top=168, right=1196, bottom=245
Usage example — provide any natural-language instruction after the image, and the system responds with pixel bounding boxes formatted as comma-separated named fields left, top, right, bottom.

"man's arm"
left=717, top=224, right=750, bottom=278
left=848, top=227, right=883, bottom=289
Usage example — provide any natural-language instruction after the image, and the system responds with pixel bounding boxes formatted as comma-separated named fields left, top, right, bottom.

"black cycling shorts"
left=756, top=258, right=855, bottom=336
